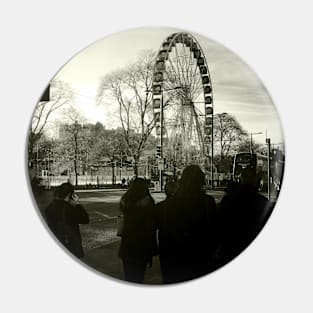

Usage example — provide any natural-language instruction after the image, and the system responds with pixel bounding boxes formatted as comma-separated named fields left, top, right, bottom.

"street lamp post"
left=120, top=154, right=123, bottom=182
left=266, top=138, right=271, bottom=201
left=210, top=113, right=214, bottom=190
left=159, top=91, right=164, bottom=191
left=147, top=86, right=181, bottom=192
left=250, top=132, right=263, bottom=154
left=159, top=86, right=183, bottom=191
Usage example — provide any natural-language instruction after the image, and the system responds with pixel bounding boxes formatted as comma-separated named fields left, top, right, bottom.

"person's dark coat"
left=217, top=182, right=273, bottom=265
left=156, top=192, right=218, bottom=283
left=118, top=196, right=158, bottom=262
left=45, top=199, right=89, bottom=258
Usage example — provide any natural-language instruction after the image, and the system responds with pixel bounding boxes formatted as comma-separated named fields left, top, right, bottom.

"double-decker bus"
left=232, top=152, right=268, bottom=191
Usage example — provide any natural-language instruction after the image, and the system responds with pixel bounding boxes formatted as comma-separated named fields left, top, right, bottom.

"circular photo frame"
left=27, top=27, right=285, bottom=285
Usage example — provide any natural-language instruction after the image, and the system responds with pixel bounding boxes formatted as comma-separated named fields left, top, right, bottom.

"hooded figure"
left=118, top=178, right=157, bottom=283
left=45, top=183, right=89, bottom=258
left=156, top=165, right=218, bottom=284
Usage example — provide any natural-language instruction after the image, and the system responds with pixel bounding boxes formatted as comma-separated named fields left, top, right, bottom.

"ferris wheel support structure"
left=152, top=32, right=214, bottom=189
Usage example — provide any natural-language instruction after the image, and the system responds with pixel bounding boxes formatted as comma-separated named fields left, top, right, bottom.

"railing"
left=38, top=174, right=135, bottom=188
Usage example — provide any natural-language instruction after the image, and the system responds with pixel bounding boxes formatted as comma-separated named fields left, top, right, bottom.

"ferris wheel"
left=152, top=32, right=214, bottom=181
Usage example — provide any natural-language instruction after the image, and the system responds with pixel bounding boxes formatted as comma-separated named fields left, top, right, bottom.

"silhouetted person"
left=164, top=178, right=178, bottom=199
left=118, top=178, right=158, bottom=283
left=217, top=166, right=273, bottom=267
left=156, top=165, right=218, bottom=284
left=45, top=183, right=89, bottom=258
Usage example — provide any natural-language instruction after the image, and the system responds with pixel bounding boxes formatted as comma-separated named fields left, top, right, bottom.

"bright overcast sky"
left=54, top=26, right=284, bottom=145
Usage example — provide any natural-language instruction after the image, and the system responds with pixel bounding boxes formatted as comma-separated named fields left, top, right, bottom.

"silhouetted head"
left=241, top=166, right=258, bottom=188
left=165, top=180, right=178, bottom=198
left=123, top=177, right=150, bottom=202
left=55, top=182, right=74, bottom=200
left=176, top=165, right=205, bottom=197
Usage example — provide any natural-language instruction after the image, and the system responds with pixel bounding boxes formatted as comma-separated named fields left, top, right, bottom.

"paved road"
left=32, top=188, right=225, bottom=252
left=74, top=189, right=225, bottom=252
left=32, top=187, right=276, bottom=283
left=34, top=187, right=263, bottom=253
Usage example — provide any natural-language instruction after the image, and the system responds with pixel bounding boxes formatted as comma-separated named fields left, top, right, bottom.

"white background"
left=1, top=1, right=312, bottom=312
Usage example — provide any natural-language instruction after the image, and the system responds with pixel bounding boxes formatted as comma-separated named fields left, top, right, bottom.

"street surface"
left=33, top=187, right=276, bottom=283
left=34, top=188, right=226, bottom=252
left=76, top=188, right=226, bottom=252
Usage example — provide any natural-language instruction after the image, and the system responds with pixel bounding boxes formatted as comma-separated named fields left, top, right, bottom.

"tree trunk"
left=220, top=131, right=224, bottom=161
left=111, top=162, right=115, bottom=185
left=133, top=155, right=139, bottom=177
left=74, top=158, right=78, bottom=186
left=74, top=132, right=79, bottom=186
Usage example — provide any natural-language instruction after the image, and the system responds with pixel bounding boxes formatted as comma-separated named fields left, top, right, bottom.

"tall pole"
left=120, top=154, right=122, bottom=182
left=266, top=138, right=271, bottom=201
left=250, top=132, right=263, bottom=154
left=47, top=148, right=50, bottom=189
left=159, top=91, right=164, bottom=191
left=114, top=160, right=117, bottom=185
left=146, top=159, right=149, bottom=179
left=36, top=143, right=39, bottom=177
left=211, top=115, right=214, bottom=189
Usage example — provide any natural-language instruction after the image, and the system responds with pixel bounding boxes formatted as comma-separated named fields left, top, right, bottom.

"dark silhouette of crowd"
left=118, top=164, right=273, bottom=284
left=43, top=164, right=273, bottom=285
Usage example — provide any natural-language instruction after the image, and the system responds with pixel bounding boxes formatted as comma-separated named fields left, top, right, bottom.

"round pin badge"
left=27, top=27, right=284, bottom=285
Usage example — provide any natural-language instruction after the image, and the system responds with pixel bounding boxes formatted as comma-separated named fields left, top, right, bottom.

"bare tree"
left=28, top=80, right=73, bottom=165
left=214, top=113, right=248, bottom=159
left=98, top=51, right=157, bottom=176
left=58, top=105, right=86, bottom=186
left=237, top=137, right=262, bottom=154
left=94, top=128, right=127, bottom=184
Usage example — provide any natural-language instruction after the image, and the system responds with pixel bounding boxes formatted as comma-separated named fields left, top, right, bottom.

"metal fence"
left=38, top=174, right=134, bottom=188
left=38, top=168, right=232, bottom=189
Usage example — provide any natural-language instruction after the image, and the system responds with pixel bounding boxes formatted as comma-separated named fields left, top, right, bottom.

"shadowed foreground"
left=82, top=240, right=163, bottom=284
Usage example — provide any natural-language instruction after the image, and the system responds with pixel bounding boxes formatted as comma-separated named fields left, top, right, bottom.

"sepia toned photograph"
left=27, top=27, right=285, bottom=285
